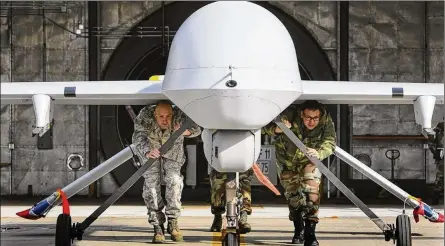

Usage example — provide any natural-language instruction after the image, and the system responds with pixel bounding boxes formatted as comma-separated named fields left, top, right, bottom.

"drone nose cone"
left=161, top=1, right=301, bottom=129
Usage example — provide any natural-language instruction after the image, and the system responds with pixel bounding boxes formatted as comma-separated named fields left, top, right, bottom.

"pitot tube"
left=411, top=197, right=444, bottom=223
left=16, top=191, right=61, bottom=220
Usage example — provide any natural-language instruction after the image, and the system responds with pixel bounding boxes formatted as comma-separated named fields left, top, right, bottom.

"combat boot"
left=167, top=218, right=184, bottom=242
left=303, top=220, right=319, bottom=246
left=210, top=214, right=223, bottom=232
left=291, top=214, right=304, bottom=244
left=238, top=211, right=251, bottom=234
left=152, top=225, right=165, bottom=244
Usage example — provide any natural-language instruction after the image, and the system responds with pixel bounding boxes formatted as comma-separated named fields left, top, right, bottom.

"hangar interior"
left=0, top=1, right=443, bottom=204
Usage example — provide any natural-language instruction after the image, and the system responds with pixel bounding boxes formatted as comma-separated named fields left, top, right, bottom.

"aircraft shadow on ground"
left=181, top=228, right=424, bottom=237
left=2, top=223, right=441, bottom=245
left=4, top=224, right=424, bottom=236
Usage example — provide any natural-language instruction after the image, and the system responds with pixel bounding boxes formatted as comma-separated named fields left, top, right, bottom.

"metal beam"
left=88, top=1, right=101, bottom=198
left=339, top=1, right=350, bottom=188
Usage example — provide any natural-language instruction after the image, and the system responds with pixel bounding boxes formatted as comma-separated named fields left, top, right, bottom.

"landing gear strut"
left=222, top=231, right=240, bottom=246
left=222, top=172, right=241, bottom=246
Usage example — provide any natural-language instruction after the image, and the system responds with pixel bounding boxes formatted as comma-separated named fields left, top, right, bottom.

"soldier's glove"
left=306, top=148, right=321, bottom=160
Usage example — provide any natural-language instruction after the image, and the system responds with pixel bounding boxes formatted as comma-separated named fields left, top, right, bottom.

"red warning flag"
left=252, top=163, right=281, bottom=196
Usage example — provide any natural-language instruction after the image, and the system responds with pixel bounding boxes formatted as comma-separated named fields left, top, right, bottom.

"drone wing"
left=0, top=76, right=167, bottom=105
left=298, top=80, right=444, bottom=105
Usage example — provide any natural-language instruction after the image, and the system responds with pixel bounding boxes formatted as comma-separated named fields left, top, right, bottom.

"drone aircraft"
left=1, top=1, right=444, bottom=246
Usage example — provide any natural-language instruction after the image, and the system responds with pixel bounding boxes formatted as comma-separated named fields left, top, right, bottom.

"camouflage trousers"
left=277, top=162, right=322, bottom=223
left=142, top=158, right=184, bottom=226
left=434, top=159, right=444, bottom=193
left=209, top=167, right=254, bottom=215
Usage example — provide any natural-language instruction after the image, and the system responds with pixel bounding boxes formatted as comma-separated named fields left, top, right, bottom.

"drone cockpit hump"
left=161, top=1, right=303, bottom=172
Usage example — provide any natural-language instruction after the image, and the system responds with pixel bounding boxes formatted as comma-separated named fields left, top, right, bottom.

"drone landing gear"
left=55, top=214, right=72, bottom=246
left=222, top=232, right=240, bottom=246
left=393, top=214, right=412, bottom=246
left=384, top=214, right=412, bottom=246
left=54, top=119, right=193, bottom=246
left=221, top=172, right=241, bottom=246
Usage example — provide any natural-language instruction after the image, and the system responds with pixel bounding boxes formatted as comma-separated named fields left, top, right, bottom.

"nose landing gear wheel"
left=222, top=232, right=240, bottom=246
left=395, top=214, right=412, bottom=246
left=55, top=213, right=72, bottom=246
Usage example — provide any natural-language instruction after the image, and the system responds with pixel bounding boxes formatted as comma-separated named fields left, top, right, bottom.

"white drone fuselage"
left=162, top=2, right=301, bottom=172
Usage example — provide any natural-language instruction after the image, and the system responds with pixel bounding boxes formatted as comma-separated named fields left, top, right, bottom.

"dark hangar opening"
left=100, top=1, right=336, bottom=196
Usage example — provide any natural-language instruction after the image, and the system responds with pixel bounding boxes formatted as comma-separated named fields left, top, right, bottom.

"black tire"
left=396, top=214, right=412, bottom=246
left=222, top=232, right=239, bottom=246
left=55, top=214, right=72, bottom=246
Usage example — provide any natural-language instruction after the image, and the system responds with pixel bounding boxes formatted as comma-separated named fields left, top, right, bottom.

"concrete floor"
left=1, top=201, right=444, bottom=246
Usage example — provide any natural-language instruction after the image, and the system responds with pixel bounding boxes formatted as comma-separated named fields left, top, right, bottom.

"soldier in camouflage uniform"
left=262, top=100, right=336, bottom=246
left=209, top=167, right=254, bottom=234
left=427, top=122, right=444, bottom=205
left=132, top=101, right=201, bottom=243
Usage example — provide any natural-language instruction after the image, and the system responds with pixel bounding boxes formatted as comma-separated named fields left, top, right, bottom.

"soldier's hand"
left=174, top=123, right=181, bottom=131
left=274, top=118, right=291, bottom=133
left=174, top=122, right=191, bottom=136
left=182, top=129, right=191, bottom=136
left=146, top=149, right=160, bottom=159
left=306, top=148, right=320, bottom=159
left=283, top=119, right=292, bottom=129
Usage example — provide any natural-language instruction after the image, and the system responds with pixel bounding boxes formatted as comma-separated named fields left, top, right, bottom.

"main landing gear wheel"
left=395, top=214, right=412, bottom=246
left=55, top=213, right=72, bottom=246
left=222, top=232, right=240, bottom=246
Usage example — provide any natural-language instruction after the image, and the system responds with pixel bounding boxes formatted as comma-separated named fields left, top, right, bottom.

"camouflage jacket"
left=427, top=122, right=444, bottom=161
left=262, top=104, right=337, bottom=171
left=132, top=105, right=202, bottom=164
